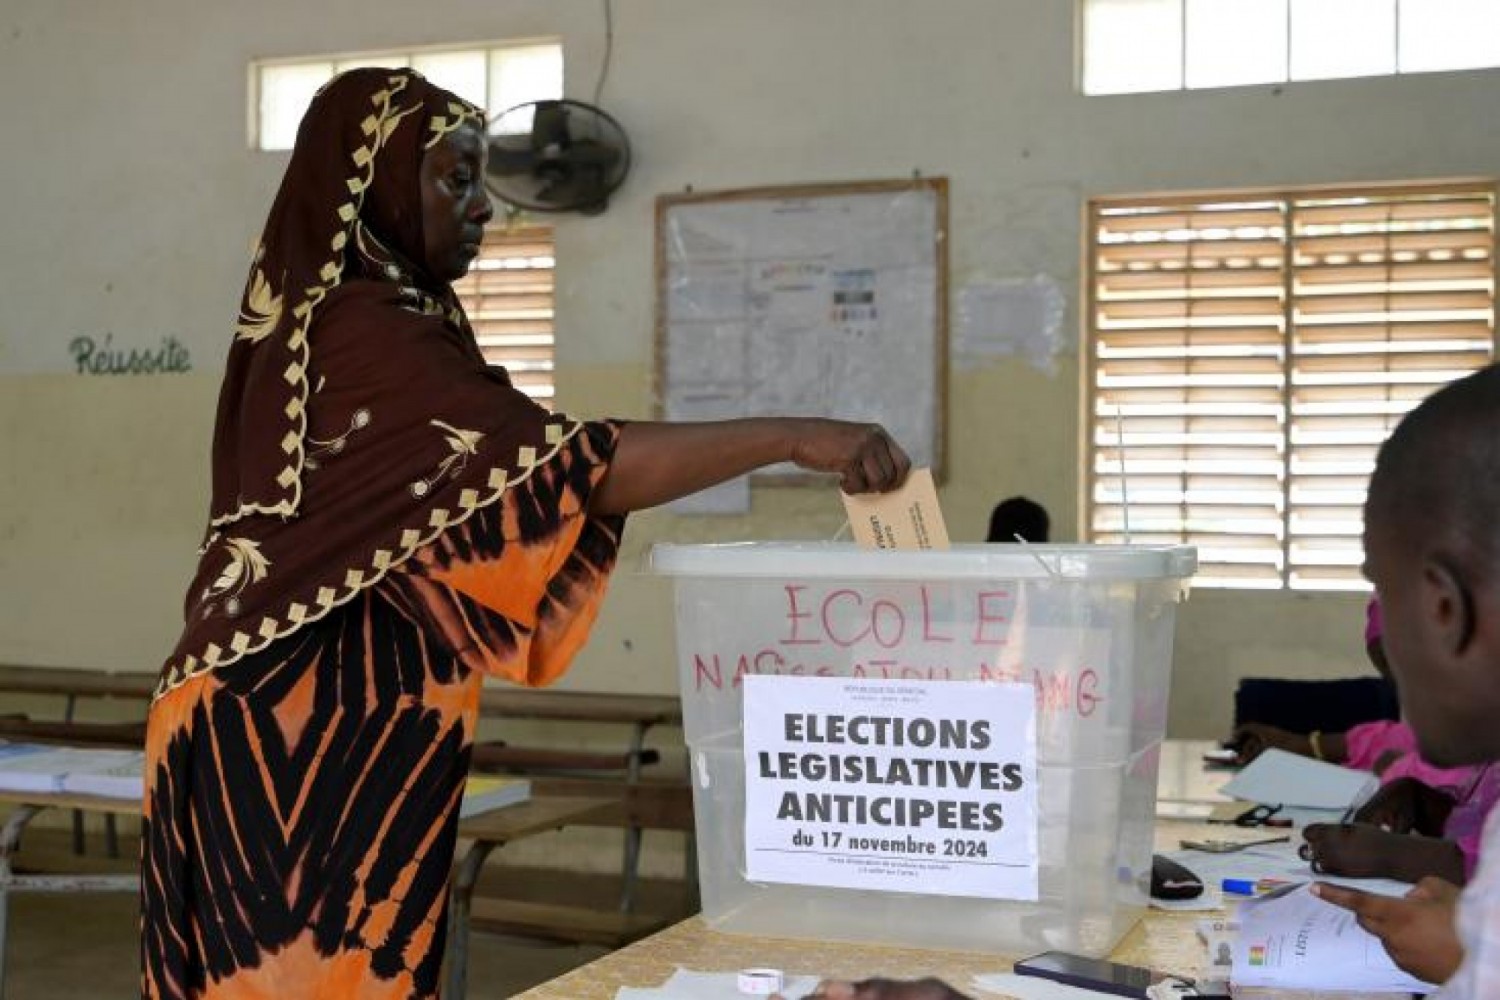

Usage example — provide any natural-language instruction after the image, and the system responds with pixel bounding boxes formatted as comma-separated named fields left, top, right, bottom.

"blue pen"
left=1222, top=877, right=1292, bottom=895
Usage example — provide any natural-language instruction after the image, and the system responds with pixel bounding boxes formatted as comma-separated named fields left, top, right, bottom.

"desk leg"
left=445, top=839, right=498, bottom=1000
left=618, top=722, right=650, bottom=914
left=0, top=805, right=44, bottom=1000
left=64, top=696, right=83, bottom=856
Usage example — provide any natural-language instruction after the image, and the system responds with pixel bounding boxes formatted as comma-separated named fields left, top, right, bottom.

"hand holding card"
left=841, top=468, right=949, bottom=550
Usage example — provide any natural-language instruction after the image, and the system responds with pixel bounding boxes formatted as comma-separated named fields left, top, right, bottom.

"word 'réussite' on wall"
left=70, top=335, right=192, bottom=375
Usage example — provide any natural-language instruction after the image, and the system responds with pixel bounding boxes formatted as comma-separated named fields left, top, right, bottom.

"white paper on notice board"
left=741, top=675, right=1038, bottom=900
left=659, top=183, right=944, bottom=474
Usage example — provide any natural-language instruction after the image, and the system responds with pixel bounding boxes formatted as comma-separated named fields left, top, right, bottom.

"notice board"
left=655, top=178, right=948, bottom=479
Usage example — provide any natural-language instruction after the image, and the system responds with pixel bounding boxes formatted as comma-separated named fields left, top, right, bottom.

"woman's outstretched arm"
left=589, top=418, right=911, bottom=516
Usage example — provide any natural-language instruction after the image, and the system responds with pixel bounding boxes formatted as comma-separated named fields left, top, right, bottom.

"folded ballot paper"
left=1232, top=884, right=1433, bottom=993
left=841, top=468, right=949, bottom=550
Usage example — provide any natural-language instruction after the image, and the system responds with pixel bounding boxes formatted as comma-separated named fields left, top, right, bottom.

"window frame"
left=1079, top=0, right=1500, bottom=96
left=1082, top=178, right=1499, bottom=590
left=248, top=38, right=562, bottom=151
left=452, top=222, right=558, bottom=407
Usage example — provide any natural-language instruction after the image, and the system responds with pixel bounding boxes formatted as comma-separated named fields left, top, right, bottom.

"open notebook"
left=0, top=741, right=144, bottom=800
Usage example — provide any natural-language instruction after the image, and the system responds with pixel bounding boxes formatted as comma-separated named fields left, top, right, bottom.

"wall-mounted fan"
left=485, top=99, right=631, bottom=215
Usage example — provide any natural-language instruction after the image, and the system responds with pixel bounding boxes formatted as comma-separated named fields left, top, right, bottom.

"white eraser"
left=737, top=968, right=784, bottom=995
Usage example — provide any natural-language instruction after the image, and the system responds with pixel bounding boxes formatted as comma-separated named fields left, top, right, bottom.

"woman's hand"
left=1355, top=777, right=1456, bottom=837
left=1228, top=723, right=1313, bottom=765
left=590, top=419, right=911, bottom=516
left=775, top=978, right=971, bottom=1000
left=788, top=420, right=911, bottom=494
left=1312, top=879, right=1463, bottom=985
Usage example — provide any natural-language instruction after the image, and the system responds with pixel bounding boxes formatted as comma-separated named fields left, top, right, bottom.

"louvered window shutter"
left=1087, top=183, right=1496, bottom=589
left=453, top=225, right=557, bottom=406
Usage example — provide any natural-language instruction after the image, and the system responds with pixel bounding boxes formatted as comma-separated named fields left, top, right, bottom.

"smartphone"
left=1012, top=951, right=1163, bottom=998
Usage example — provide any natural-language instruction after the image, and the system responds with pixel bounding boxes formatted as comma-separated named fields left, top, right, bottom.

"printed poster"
left=742, top=675, right=1038, bottom=900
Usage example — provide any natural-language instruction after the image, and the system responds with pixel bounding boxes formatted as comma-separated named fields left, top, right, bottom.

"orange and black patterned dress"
left=141, top=69, right=625, bottom=999
left=141, top=429, right=622, bottom=999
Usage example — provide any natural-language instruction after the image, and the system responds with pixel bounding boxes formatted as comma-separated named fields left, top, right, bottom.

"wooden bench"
left=0, top=666, right=155, bottom=857
left=445, top=779, right=693, bottom=997
left=0, top=665, right=697, bottom=948
left=0, top=665, right=155, bottom=701
left=0, top=783, right=618, bottom=1000
left=470, top=688, right=686, bottom=915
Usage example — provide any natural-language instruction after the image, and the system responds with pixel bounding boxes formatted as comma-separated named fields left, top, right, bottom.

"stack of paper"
left=1233, top=884, right=1434, bottom=993
left=0, top=742, right=144, bottom=800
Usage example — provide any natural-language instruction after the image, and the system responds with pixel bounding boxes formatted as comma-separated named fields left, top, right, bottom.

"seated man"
left=1314, top=364, right=1500, bottom=995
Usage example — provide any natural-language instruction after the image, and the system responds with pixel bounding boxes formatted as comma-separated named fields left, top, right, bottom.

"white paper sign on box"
left=742, top=674, right=1038, bottom=900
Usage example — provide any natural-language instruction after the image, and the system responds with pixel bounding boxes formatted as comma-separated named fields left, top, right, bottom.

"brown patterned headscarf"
left=158, top=69, right=590, bottom=698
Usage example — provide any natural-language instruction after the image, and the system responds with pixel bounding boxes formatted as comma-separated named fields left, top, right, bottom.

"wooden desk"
left=510, top=817, right=1348, bottom=1000
left=475, top=687, right=685, bottom=915
left=509, top=911, right=1210, bottom=1000
left=0, top=665, right=155, bottom=859
left=508, top=744, right=1275, bottom=1000
left=445, top=795, right=617, bottom=999
left=0, top=666, right=683, bottom=881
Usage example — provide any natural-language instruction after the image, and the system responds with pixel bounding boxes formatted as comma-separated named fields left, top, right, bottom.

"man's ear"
left=1424, top=555, right=1476, bottom=655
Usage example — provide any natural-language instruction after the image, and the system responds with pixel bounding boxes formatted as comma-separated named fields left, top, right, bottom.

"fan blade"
left=486, top=140, right=541, bottom=176
left=535, top=166, right=610, bottom=209
left=531, top=101, right=572, bottom=149
left=555, top=139, right=621, bottom=169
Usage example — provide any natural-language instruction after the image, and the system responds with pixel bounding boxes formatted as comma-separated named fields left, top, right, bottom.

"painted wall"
left=3, top=4, right=1498, bottom=793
